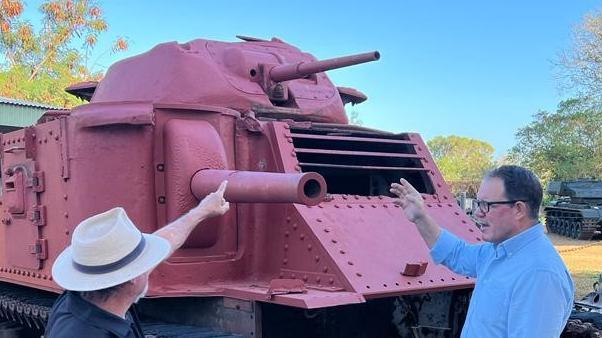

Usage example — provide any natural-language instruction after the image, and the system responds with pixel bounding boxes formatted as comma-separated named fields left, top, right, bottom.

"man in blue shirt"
left=390, top=165, right=574, bottom=337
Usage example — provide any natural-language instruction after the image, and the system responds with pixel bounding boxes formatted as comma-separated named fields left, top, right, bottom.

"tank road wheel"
left=562, top=220, right=570, bottom=237
left=550, top=219, right=558, bottom=233
left=570, top=222, right=578, bottom=239
left=546, top=218, right=555, bottom=233
left=573, top=222, right=582, bottom=240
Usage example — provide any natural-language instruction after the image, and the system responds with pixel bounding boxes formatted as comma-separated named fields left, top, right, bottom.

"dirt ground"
left=550, top=231, right=602, bottom=300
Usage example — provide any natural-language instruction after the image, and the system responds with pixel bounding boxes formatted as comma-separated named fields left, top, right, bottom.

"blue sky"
left=23, top=1, right=602, bottom=157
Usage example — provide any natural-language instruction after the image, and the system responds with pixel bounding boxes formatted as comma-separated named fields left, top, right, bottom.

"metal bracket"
left=266, top=279, right=307, bottom=300
left=28, top=239, right=47, bottom=260
left=255, top=63, right=289, bottom=103
left=239, top=113, right=264, bottom=133
left=32, top=171, right=45, bottom=193
left=402, top=262, right=428, bottom=277
left=30, top=205, right=46, bottom=227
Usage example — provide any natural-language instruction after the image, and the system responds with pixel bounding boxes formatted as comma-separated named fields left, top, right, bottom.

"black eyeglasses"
left=472, top=199, right=527, bottom=214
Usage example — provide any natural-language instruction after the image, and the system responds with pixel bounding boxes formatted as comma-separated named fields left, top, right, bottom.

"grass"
left=550, top=232, right=602, bottom=299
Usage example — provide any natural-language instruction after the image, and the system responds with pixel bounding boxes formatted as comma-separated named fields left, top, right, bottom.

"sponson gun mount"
left=191, top=170, right=326, bottom=206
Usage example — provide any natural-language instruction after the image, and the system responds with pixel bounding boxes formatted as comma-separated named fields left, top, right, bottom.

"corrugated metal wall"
left=0, top=103, right=47, bottom=127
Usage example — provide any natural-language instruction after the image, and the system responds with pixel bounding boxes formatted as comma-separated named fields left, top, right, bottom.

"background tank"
left=545, top=180, right=602, bottom=240
left=0, top=36, right=479, bottom=337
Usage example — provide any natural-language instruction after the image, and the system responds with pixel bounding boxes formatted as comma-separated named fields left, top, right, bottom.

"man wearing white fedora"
left=44, top=181, right=230, bottom=338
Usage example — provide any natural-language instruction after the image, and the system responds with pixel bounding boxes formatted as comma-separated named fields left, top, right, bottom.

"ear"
left=126, top=274, right=143, bottom=288
left=129, top=274, right=145, bottom=284
left=514, top=201, right=529, bottom=220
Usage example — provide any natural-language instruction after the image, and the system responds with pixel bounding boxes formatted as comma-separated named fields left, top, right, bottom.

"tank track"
left=0, top=281, right=55, bottom=331
left=0, top=282, right=241, bottom=337
left=546, top=209, right=600, bottom=240
left=573, top=218, right=594, bottom=240
left=142, top=323, right=241, bottom=338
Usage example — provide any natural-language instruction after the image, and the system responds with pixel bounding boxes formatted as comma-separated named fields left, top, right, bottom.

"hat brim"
left=52, top=234, right=171, bottom=291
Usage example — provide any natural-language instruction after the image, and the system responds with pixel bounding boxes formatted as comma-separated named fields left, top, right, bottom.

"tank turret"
left=71, top=37, right=381, bottom=124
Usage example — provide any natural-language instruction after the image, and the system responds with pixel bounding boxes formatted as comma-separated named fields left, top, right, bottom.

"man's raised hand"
left=390, top=179, right=427, bottom=223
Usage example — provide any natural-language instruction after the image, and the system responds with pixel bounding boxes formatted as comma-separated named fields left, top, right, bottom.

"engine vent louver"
left=290, top=126, right=435, bottom=196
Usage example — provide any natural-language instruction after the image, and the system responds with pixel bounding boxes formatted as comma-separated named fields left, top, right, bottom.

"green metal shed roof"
left=0, top=96, right=64, bottom=127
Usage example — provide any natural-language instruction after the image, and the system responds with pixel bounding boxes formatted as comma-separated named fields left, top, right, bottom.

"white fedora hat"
left=52, top=207, right=170, bottom=292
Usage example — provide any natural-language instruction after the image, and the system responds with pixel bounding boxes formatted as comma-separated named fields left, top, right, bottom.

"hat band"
left=72, top=236, right=146, bottom=274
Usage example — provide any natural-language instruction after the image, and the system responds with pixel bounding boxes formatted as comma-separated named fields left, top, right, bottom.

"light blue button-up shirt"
left=431, top=223, right=574, bottom=338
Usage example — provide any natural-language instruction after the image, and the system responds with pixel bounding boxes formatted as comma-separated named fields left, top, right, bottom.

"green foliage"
left=427, top=135, right=495, bottom=192
left=518, top=10, right=602, bottom=194
left=558, top=9, right=602, bottom=101
left=0, top=0, right=127, bottom=107
left=509, top=98, right=602, bottom=185
left=0, top=65, right=84, bottom=106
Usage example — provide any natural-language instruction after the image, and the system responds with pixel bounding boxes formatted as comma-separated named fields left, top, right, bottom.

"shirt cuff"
left=430, top=229, right=460, bottom=264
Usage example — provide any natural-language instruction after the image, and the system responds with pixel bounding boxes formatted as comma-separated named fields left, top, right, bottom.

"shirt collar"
left=65, top=291, right=134, bottom=337
left=495, top=223, right=544, bottom=258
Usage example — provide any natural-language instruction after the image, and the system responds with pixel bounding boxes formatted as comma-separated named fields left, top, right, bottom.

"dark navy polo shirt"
left=44, top=291, right=144, bottom=338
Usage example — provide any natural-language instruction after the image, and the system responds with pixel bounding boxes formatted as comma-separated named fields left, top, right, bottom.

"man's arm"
left=154, top=181, right=230, bottom=256
left=390, top=179, right=441, bottom=247
left=390, top=178, right=485, bottom=277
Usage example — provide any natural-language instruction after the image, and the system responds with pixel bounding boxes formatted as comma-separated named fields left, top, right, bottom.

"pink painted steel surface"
left=191, top=170, right=326, bottom=206
left=0, top=36, right=479, bottom=311
left=91, top=38, right=379, bottom=124
left=269, top=51, right=380, bottom=82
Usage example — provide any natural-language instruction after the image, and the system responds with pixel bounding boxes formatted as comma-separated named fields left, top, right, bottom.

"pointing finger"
left=216, top=180, right=228, bottom=197
left=399, top=179, right=420, bottom=196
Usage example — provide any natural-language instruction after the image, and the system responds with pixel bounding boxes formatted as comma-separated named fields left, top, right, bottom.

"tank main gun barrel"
left=191, top=170, right=327, bottom=206
left=269, top=51, right=380, bottom=83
